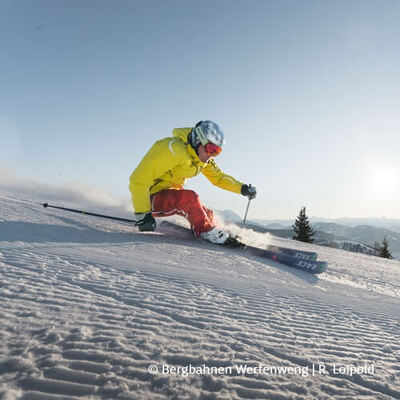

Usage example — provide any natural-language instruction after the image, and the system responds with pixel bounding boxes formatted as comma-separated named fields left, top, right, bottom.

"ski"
left=240, top=245, right=327, bottom=274
left=263, top=245, right=317, bottom=261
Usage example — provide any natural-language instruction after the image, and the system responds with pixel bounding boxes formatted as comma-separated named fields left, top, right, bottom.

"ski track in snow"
left=0, top=195, right=400, bottom=399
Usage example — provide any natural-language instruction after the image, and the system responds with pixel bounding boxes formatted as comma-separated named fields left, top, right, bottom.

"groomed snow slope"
left=1, top=195, right=399, bottom=400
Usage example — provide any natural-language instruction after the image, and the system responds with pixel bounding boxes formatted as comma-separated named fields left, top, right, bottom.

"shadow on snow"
left=0, top=218, right=319, bottom=284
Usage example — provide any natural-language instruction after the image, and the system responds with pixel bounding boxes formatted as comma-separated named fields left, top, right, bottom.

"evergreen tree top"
left=293, top=207, right=315, bottom=244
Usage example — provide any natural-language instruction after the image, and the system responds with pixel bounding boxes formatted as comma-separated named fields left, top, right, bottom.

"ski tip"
left=43, top=203, right=48, bottom=208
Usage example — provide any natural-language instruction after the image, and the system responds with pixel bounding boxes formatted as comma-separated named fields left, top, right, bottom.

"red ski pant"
left=150, top=189, right=216, bottom=237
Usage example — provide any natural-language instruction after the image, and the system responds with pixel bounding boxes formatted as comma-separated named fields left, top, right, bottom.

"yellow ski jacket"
left=129, top=128, right=243, bottom=213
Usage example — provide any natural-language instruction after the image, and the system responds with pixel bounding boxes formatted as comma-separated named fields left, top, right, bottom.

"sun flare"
left=371, top=166, right=398, bottom=194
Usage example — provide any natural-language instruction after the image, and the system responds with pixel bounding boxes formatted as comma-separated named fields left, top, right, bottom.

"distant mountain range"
left=216, top=210, right=400, bottom=260
left=253, top=217, right=400, bottom=234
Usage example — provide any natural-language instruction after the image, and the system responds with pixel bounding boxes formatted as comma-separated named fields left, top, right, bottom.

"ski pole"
left=243, top=198, right=252, bottom=224
left=42, top=203, right=136, bottom=223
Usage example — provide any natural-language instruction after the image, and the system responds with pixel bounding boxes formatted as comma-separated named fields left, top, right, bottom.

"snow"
left=1, top=194, right=400, bottom=399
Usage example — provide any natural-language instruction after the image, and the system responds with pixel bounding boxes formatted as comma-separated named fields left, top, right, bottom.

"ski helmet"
left=190, top=120, right=225, bottom=148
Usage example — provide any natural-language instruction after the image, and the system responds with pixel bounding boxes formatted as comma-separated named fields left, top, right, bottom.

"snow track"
left=1, top=196, right=399, bottom=399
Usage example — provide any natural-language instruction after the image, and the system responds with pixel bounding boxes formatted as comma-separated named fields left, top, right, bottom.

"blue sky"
left=1, top=0, right=399, bottom=219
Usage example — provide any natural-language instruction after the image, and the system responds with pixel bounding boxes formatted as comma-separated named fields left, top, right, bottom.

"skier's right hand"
left=241, top=184, right=257, bottom=200
left=135, top=212, right=156, bottom=232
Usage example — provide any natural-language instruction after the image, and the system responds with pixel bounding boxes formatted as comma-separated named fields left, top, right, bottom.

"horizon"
left=1, top=0, right=400, bottom=219
left=1, top=170, right=400, bottom=224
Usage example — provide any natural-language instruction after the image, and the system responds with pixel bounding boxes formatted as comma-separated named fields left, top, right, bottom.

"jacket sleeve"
left=129, top=138, right=184, bottom=213
left=202, top=159, right=243, bottom=194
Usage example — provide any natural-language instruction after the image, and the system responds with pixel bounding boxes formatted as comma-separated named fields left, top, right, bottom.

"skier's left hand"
left=241, top=184, right=257, bottom=200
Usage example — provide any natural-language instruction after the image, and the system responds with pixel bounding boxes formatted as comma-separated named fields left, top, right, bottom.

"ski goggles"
left=204, top=142, right=222, bottom=156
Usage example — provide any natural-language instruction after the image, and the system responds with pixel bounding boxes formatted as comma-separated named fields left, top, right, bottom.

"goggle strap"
left=195, top=126, right=209, bottom=146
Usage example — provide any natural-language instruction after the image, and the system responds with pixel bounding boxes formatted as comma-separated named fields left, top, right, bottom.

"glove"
left=135, top=212, right=156, bottom=232
left=241, top=184, right=257, bottom=200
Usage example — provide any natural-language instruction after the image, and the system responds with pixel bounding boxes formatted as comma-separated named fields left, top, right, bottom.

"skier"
left=129, top=120, right=256, bottom=244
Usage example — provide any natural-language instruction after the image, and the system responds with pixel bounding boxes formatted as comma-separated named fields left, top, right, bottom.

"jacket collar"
left=187, top=142, right=204, bottom=165
left=172, top=127, right=205, bottom=165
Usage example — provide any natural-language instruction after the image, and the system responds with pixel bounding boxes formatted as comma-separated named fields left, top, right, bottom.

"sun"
left=371, top=165, right=398, bottom=194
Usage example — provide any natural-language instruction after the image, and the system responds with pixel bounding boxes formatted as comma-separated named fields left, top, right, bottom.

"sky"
left=1, top=0, right=399, bottom=220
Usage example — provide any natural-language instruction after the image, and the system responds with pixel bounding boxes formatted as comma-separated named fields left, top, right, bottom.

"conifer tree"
left=378, top=236, right=393, bottom=259
left=293, top=207, right=315, bottom=243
